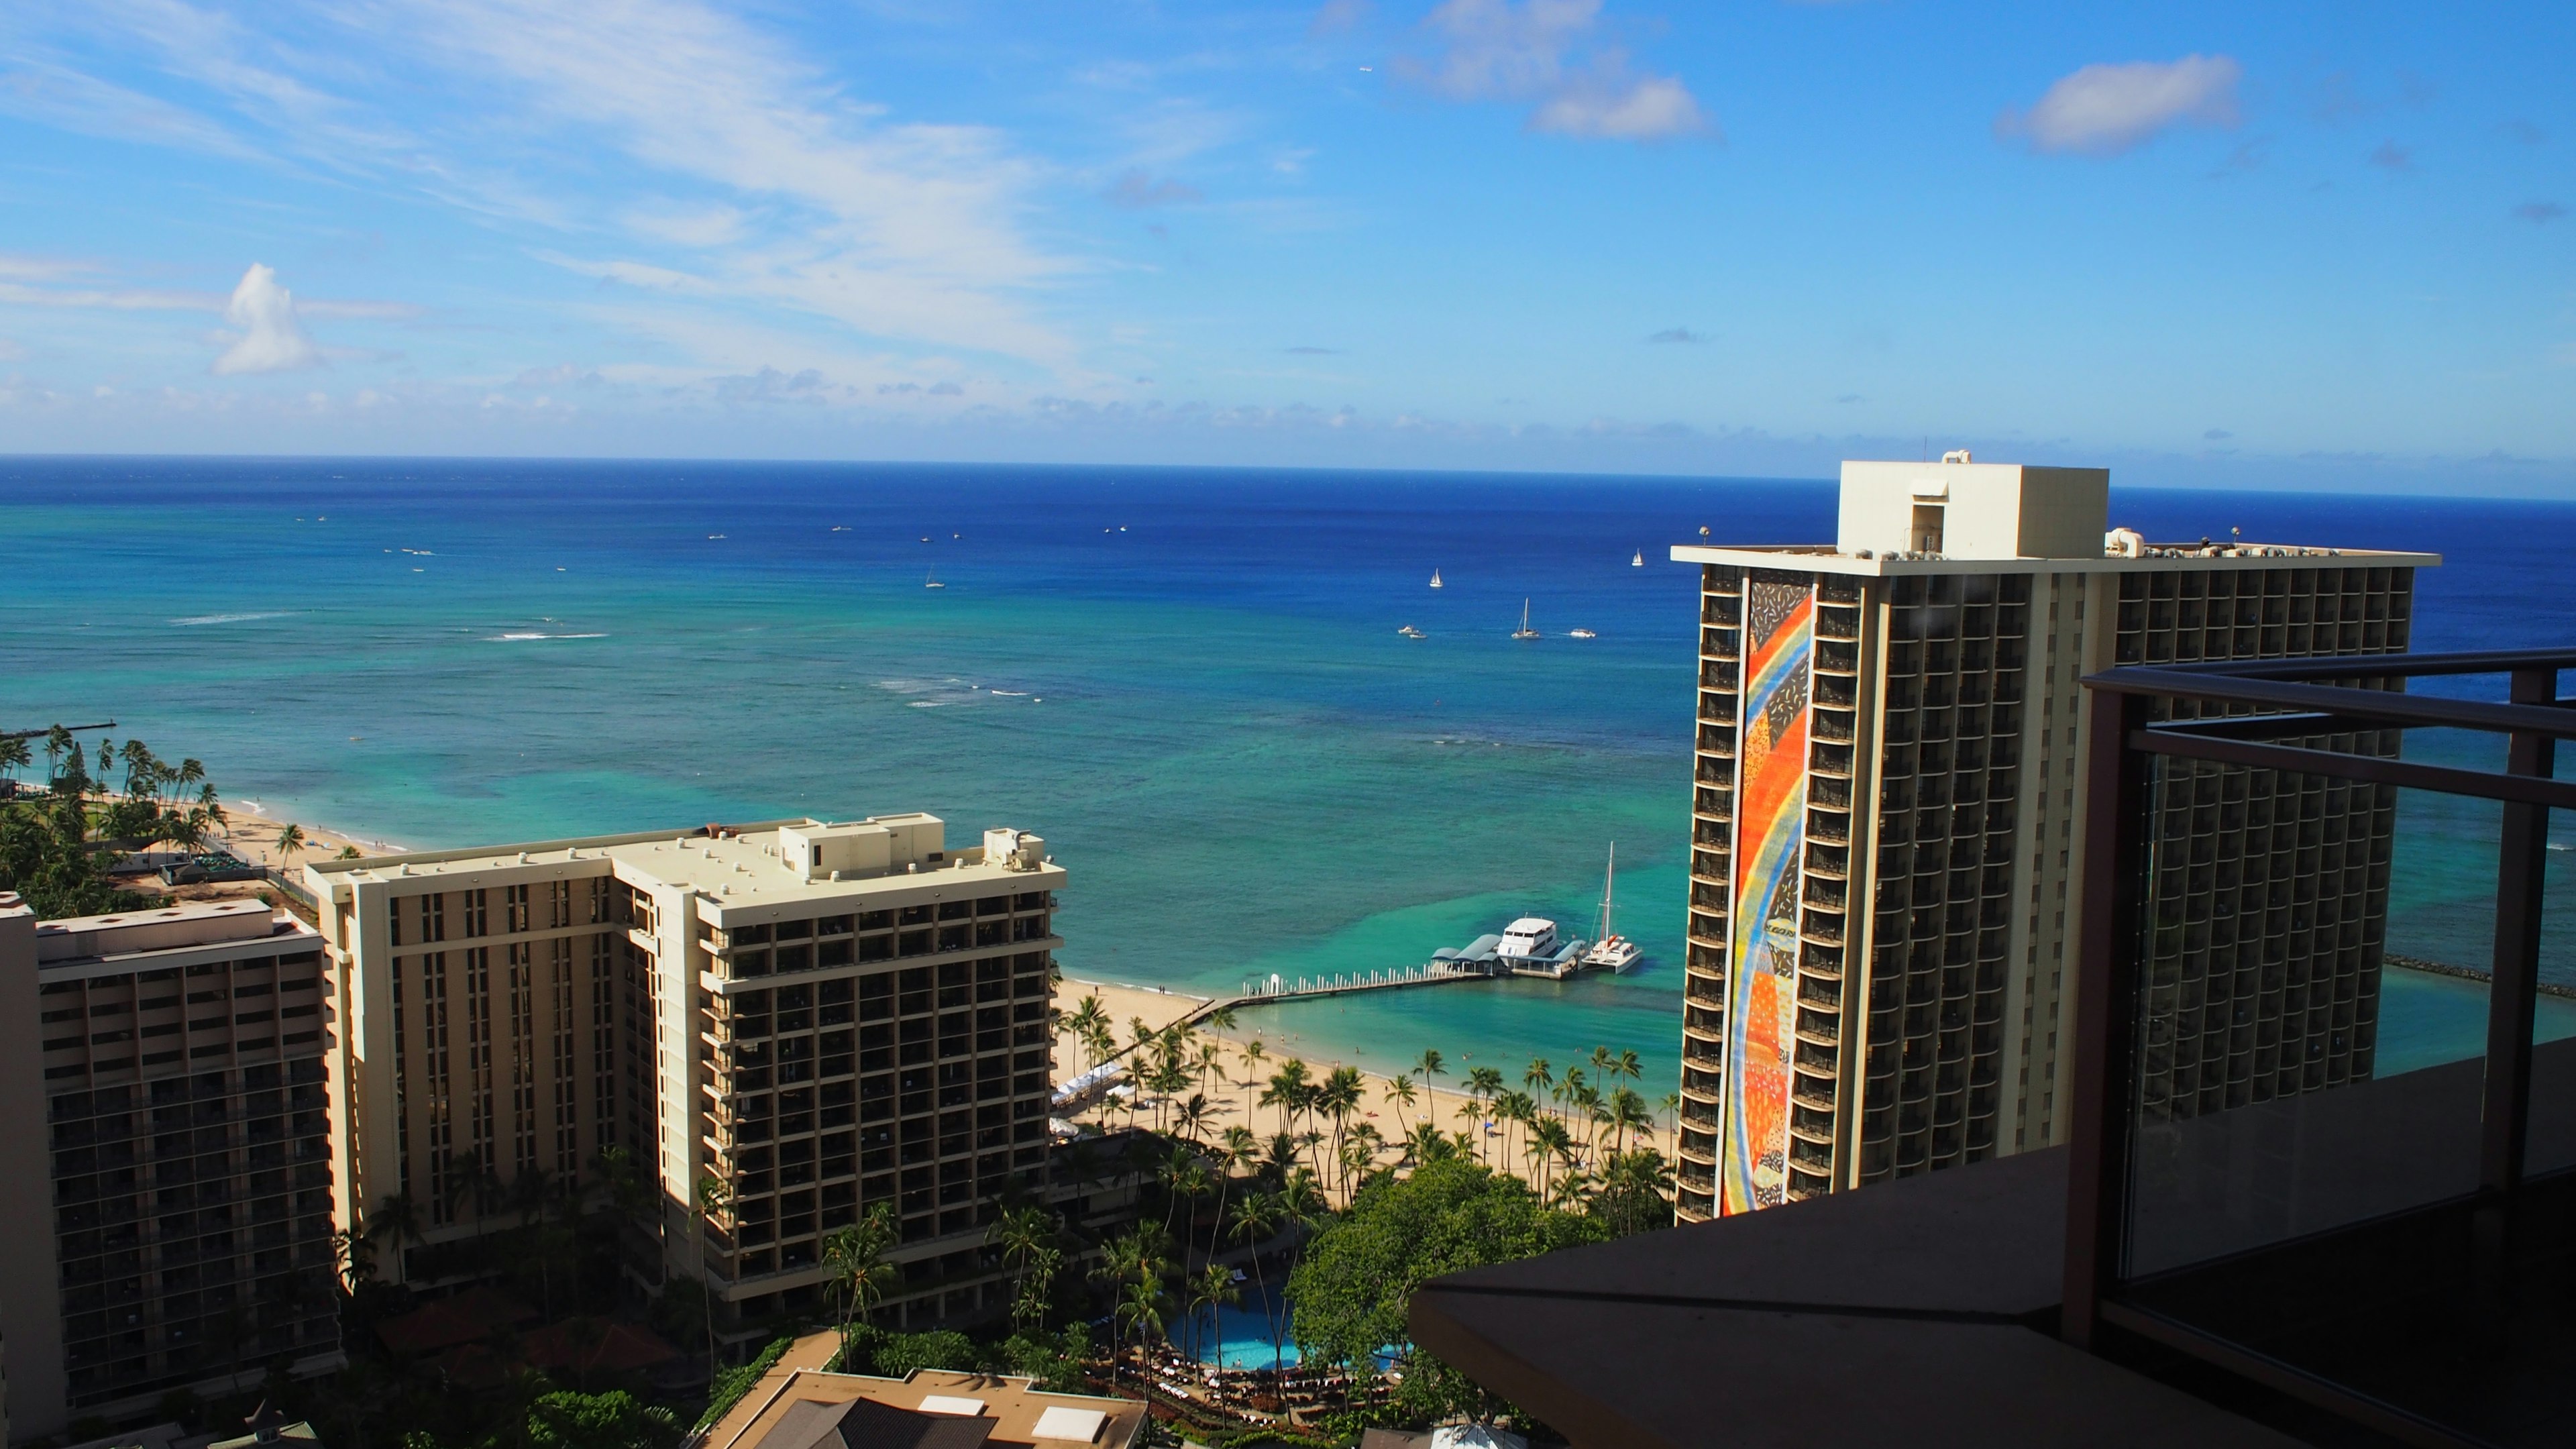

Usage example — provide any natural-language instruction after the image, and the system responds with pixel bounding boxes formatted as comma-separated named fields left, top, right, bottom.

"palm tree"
left=1173, top=1091, right=1217, bottom=1146
left=1184, top=1263, right=1241, bottom=1366
left=1226, top=1193, right=1285, bottom=1374
left=1259, top=1060, right=1311, bottom=1140
left=1384, top=1074, right=1419, bottom=1138
left=692, top=1173, right=732, bottom=1371
left=1063, top=994, right=1109, bottom=1069
left=823, top=1205, right=899, bottom=1346
left=991, top=1205, right=1059, bottom=1331
left=274, top=822, right=307, bottom=868
left=1317, top=1067, right=1363, bottom=1197
left=1236, top=1036, right=1269, bottom=1094
left=1413, top=1049, right=1448, bottom=1101
left=1115, top=1279, right=1171, bottom=1378
left=0, top=736, right=30, bottom=788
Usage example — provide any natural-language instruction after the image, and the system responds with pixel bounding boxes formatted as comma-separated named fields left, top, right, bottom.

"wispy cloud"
left=20, top=0, right=1079, bottom=368
left=1106, top=170, right=1203, bottom=208
left=1646, top=326, right=1707, bottom=344
left=2367, top=140, right=2412, bottom=172
left=1995, top=55, right=2243, bottom=157
left=1285, top=345, right=1341, bottom=354
left=0, top=52, right=266, bottom=160
left=1401, top=0, right=1711, bottom=143
left=2515, top=201, right=2565, bottom=224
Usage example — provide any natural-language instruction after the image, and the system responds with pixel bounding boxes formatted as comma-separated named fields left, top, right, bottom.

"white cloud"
left=1533, top=73, right=1705, bottom=140
left=1404, top=0, right=1711, bottom=143
left=1996, top=55, right=2243, bottom=157
left=211, top=263, right=322, bottom=375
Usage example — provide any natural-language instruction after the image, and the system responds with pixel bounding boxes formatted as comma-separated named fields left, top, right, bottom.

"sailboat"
left=1511, top=598, right=1541, bottom=640
left=923, top=568, right=946, bottom=590
left=1430, top=569, right=1444, bottom=589
left=1582, top=844, right=1643, bottom=971
left=1631, top=549, right=1644, bottom=567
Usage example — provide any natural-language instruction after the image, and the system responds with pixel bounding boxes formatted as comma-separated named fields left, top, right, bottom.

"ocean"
left=4, top=456, right=2573, bottom=1093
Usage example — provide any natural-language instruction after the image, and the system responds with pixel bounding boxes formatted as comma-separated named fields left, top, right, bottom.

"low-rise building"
left=699, top=1334, right=1142, bottom=1449
left=303, top=814, right=1064, bottom=1333
left=0, top=894, right=344, bottom=1442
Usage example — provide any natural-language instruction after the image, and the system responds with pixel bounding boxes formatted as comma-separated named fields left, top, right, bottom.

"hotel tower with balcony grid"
left=0, top=896, right=344, bottom=1442
left=303, top=813, right=1061, bottom=1329
left=1668, top=458, right=2436, bottom=1222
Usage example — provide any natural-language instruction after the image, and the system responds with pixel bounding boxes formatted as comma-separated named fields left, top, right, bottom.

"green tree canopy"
left=525, top=1390, right=679, bottom=1449
left=1288, top=1156, right=1605, bottom=1414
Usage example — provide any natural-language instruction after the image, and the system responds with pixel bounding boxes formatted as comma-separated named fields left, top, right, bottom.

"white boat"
left=1510, top=598, right=1541, bottom=640
left=1568, top=629, right=1597, bottom=639
left=1397, top=625, right=1426, bottom=639
left=1495, top=918, right=1559, bottom=961
left=924, top=569, right=946, bottom=590
left=1582, top=843, right=1642, bottom=971
left=1631, top=549, right=1644, bottom=567
left=1430, top=569, right=1444, bottom=589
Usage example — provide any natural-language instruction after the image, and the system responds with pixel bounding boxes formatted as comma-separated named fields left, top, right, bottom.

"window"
left=462, top=888, right=489, bottom=936
left=505, top=883, right=530, bottom=932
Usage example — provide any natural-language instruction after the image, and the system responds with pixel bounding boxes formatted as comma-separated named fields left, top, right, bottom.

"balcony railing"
left=2063, top=647, right=2576, bottom=1448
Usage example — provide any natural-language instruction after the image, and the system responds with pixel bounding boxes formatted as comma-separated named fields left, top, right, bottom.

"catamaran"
left=1631, top=549, right=1645, bottom=567
left=1511, top=598, right=1541, bottom=640
left=1581, top=843, right=1642, bottom=971
left=924, top=568, right=946, bottom=590
left=1430, top=568, right=1444, bottom=589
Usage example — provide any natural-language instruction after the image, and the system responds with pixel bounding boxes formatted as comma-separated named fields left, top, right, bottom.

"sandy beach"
left=1055, top=977, right=1674, bottom=1203
left=219, top=805, right=402, bottom=867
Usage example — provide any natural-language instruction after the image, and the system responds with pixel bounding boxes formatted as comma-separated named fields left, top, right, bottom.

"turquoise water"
left=1174, top=1287, right=1300, bottom=1371
left=5, top=458, right=2576, bottom=1093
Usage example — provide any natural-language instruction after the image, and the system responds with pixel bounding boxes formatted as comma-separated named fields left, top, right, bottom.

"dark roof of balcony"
left=1408, top=1148, right=2304, bottom=1449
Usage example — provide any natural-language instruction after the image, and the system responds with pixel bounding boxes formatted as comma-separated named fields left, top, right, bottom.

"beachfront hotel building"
left=0, top=895, right=344, bottom=1442
left=301, top=814, right=1063, bottom=1331
left=1669, top=458, right=2438, bottom=1221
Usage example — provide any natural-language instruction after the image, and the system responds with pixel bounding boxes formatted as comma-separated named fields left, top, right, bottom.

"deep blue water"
left=3, top=456, right=2574, bottom=1088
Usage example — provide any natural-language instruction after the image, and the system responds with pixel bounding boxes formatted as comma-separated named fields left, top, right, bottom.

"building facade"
left=0, top=895, right=344, bottom=1441
left=303, top=814, right=1063, bottom=1330
left=1670, top=458, right=2435, bottom=1221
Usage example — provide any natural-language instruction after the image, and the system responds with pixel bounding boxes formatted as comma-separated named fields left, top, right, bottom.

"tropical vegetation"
left=0, top=728, right=237, bottom=917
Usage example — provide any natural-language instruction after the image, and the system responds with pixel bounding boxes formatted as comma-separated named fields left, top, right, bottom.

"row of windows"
left=388, top=879, right=614, bottom=945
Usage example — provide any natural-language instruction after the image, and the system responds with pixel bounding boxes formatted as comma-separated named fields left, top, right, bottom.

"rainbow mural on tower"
left=1722, top=578, right=1812, bottom=1216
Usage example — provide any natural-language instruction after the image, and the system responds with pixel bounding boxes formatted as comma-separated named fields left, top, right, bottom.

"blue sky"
left=1, top=1, right=2570, bottom=488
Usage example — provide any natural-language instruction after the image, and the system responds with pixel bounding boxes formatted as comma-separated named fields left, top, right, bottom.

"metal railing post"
left=2477, top=665, right=2557, bottom=1274
left=2062, top=685, right=2152, bottom=1350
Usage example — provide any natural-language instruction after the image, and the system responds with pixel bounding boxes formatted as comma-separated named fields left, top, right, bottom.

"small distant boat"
left=1568, top=629, right=1597, bottom=639
left=706, top=535, right=724, bottom=540
left=1430, top=569, right=1444, bottom=589
left=920, top=536, right=932, bottom=543
left=1582, top=843, right=1643, bottom=972
left=1631, top=549, right=1644, bottom=567
left=924, top=569, right=946, bottom=590
left=831, top=525, right=851, bottom=532
left=1511, top=599, right=1541, bottom=640
left=1398, top=625, right=1426, bottom=639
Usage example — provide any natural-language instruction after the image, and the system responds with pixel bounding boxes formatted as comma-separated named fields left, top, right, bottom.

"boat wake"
left=171, top=611, right=288, bottom=626
left=489, top=631, right=608, bottom=641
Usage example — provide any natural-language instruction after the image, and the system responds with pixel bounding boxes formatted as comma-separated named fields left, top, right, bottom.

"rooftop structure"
left=0, top=895, right=341, bottom=1442
left=700, top=1333, right=1142, bottom=1449
left=303, top=814, right=1065, bottom=1332
left=1668, top=457, right=2438, bottom=1218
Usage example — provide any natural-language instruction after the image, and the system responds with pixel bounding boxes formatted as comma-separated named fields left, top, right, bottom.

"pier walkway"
left=1231, top=961, right=1481, bottom=1006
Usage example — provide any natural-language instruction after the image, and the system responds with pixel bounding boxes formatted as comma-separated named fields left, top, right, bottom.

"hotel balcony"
left=1416, top=647, right=2576, bottom=1448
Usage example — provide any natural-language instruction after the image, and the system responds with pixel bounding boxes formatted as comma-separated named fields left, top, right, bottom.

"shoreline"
left=1056, top=976, right=1676, bottom=1203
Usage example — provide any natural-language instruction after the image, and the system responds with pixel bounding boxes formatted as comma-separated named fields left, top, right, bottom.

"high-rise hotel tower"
left=1669, top=458, right=2437, bottom=1222
left=305, top=814, right=1063, bottom=1328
